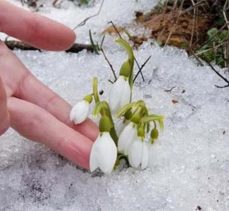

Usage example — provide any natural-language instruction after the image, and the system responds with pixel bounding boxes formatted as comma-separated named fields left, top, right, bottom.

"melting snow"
left=0, top=0, right=229, bottom=210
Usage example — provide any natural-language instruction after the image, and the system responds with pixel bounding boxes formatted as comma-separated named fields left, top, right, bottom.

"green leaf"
left=207, top=28, right=218, bottom=38
left=92, top=77, right=100, bottom=103
left=116, top=38, right=135, bottom=87
left=116, top=38, right=134, bottom=60
left=119, top=61, right=132, bottom=78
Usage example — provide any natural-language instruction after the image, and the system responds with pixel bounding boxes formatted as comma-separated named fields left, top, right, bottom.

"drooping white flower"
left=128, top=139, right=149, bottom=169
left=109, top=76, right=131, bottom=113
left=115, top=117, right=128, bottom=136
left=118, top=122, right=137, bottom=155
left=90, top=132, right=117, bottom=174
left=70, top=100, right=90, bottom=124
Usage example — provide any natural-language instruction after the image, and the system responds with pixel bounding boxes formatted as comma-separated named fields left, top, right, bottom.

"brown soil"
left=103, top=0, right=226, bottom=52
left=136, top=8, right=213, bottom=51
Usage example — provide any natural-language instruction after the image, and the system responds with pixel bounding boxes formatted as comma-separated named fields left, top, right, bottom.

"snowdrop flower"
left=70, top=97, right=91, bottom=124
left=128, top=139, right=149, bottom=169
left=115, top=117, right=128, bottom=136
left=118, top=122, right=137, bottom=155
left=109, top=76, right=131, bottom=113
left=90, top=132, right=117, bottom=174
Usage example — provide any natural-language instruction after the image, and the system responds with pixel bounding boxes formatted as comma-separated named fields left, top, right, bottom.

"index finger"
left=8, top=97, right=93, bottom=169
left=0, top=1, right=75, bottom=50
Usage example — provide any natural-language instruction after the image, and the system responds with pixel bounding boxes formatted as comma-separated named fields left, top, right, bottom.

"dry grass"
left=135, top=0, right=229, bottom=68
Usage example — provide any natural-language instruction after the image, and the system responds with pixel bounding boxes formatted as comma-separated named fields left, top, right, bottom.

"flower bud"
left=150, top=127, right=159, bottom=143
left=70, top=100, right=90, bottom=124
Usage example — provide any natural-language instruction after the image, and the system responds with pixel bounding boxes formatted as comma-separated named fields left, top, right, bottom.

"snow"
left=0, top=0, right=229, bottom=210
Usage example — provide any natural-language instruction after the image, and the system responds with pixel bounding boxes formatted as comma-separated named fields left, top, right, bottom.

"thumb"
left=0, top=77, right=9, bottom=135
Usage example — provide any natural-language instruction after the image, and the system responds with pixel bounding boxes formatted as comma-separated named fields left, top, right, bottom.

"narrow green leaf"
left=116, top=38, right=134, bottom=60
left=92, top=77, right=100, bottom=103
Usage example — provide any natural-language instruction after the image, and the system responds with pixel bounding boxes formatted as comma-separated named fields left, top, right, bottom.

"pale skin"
left=0, top=1, right=99, bottom=169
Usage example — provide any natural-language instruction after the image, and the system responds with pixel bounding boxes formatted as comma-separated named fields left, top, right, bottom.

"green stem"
left=93, top=77, right=100, bottom=103
left=110, top=127, right=118, bottom=145
left=103, top=102, right=118, bottom=144
left=93, top=101, right=118, bottom=145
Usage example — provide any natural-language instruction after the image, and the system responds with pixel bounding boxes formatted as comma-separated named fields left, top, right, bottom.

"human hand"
left=0, top=1, right=99, bottom=169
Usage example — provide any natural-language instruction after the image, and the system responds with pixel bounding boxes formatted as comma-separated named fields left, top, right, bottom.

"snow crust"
left=0, top=0, right=229, bottom=210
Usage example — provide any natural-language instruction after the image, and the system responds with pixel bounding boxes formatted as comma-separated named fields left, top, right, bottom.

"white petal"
left=120, top=79, right=131, bottom=108
left=140, top=142, right=150, bottom=169
left=89, top=132, right=117, bottom=174
left=109, top=77, right=123, bottom=112
left=118, top=122, right=136, bottom=155
left=128, top=139, right=142, bottom=168
left=70, top=100, right=90, bottom=124
left=115, top=118, right=127, bottom=136
left=89, top=136, right=100, bottom=172
left=109, top=76, right=130, bottom=113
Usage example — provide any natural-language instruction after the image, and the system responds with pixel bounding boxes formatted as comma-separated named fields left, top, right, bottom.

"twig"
left=99, top=33, right=117, bottom=82
left=5, top=40, right=95, bottom=53
left=100, top=48, right=117, bottom=82
left=134, top=56, right=145, bottom=82
left=223, top=0, right=229, bottom=31
left=165, top=0, right=185, bottom=45
left=66, top=43, right=94, bottom=53
left=157, top=0, right=169, bottom=40
left=89, top=30, right=100, bottom=54
left=108, top=21, right=145, bottom=82
left=225, top=36, right=229, bottom=70
left=73, top=0, right=104, bottom=29
left=164, top=86, right=176, bottom=93
left=223, top=0, right=229, bottom=69
left=195, top=40, right=228, bottom=56
left=5, top=40, right=40, bottom=51
left=133, top=56, right=151, bottom=82
left=189, top=0, right=197, bottom=48
left=100, top=34, right=106, bottom=49
left=191, top=49, right=229, bottom=88
left=53, top=0, right=64, bottom=8
left=182, top=0, right=206, bottom=14
left=108, top=21, right=122, bottom=39
left=52, top=0, right=59, bottom=7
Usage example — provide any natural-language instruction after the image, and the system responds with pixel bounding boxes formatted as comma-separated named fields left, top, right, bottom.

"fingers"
left=16, top=73, right=99, bottom=141
left=0, top=77, right=9, bottom=135
left=0, top=41, right=27, bottom=97
left=0, top=41, right=99, bottom=140
left=8, top=97, right=93, bottom=169
left=0, top=1, right=75, bottom=50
